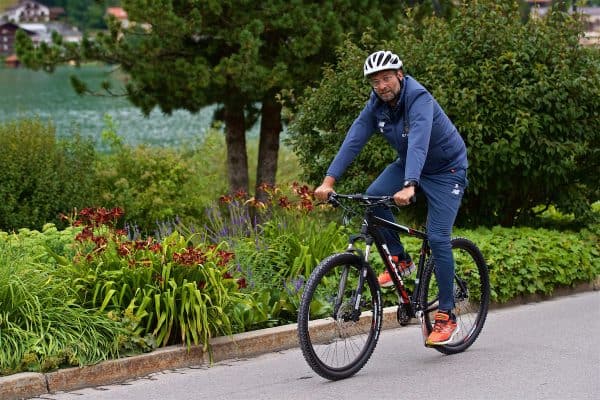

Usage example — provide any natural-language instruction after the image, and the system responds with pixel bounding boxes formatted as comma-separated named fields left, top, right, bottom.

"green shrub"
left=93, top=117, right=230, bottom=234
left=0, top=118, right=97, bottom=231
left=467, top=225, right=600, bottom=302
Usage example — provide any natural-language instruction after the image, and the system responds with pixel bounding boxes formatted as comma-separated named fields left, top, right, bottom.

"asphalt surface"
left=1, top=282, right=598, bottom=400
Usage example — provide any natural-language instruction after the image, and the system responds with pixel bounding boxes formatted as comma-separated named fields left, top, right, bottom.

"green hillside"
left=0, top=0, right=19, bottom=13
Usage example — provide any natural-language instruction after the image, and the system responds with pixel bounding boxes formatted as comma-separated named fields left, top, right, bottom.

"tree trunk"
left=255, top=94, right=282, bottom=203
left=224, top=104, right=249, bottom=194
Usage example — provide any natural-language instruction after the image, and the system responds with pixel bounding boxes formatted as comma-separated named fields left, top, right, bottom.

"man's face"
left=368, top=69, right=403, bottom=103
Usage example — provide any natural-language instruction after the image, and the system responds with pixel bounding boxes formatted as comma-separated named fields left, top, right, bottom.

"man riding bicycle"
left=314, top=50, right=468, bottom=345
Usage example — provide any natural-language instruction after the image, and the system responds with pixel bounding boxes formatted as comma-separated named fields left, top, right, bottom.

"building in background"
left=19, top=21, right=82, bottom=45
left=0, top=0, right=50, bottom=23
left=0, top=1, right=83, bottom=64
left=0, top=21, right=34, bottom=59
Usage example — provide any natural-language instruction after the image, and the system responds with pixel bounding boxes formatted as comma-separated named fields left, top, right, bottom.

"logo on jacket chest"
left=377, top=119, right=409, bottom=138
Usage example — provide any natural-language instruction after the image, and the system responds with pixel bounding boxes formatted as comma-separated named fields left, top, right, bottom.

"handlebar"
left=327, top=192, right=416, bottom=208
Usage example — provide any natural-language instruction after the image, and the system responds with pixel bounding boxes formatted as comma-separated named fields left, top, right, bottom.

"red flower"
left=234, top=189, right=248, bottom=200
left=215, top=249, right=235, bottom=267
left=110, top=207, right=124, bottom=219
left=118, top=243, right=131, bottom=256
left=93, top=236, right=108, bottom=249
left=134, top=237, right=155, bottom=250
left=149, top=242, right=162, bottom=253
left=237, top=278, right=247, bottom=289
left=219, top=195, right=232, bottom=204
left=278, top=196, right=291, bottom=209
left=173, top=247, right=207, bottom=266
left=75, top=226, right=94, bottom=242
left=300, top=198, right=314, bottom=212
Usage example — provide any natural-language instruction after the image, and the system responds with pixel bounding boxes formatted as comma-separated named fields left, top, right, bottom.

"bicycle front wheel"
left=421, top=237, right=490, bottom=354
left=297, top=252, right=383, bottom=380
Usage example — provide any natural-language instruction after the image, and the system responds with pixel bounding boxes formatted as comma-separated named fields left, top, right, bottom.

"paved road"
left=34, top=291, right=600, bottom=400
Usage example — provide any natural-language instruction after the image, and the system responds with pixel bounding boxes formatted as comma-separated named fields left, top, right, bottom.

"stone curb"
left=0, top=307, right=405, bottom=400
left=1, top=279, right=598, bottom=400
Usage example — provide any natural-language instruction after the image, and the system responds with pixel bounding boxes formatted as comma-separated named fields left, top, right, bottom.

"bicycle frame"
left=338, top=196, right=435, bottom=345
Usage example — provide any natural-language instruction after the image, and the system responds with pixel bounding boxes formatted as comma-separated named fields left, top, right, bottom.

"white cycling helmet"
left=363, top=50, right=403, bottom=77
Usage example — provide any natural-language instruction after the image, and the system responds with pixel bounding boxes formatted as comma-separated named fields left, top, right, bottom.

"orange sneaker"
left=377, top=255, right=415, bottom=287
left=426, top=311, right=460, bottom=346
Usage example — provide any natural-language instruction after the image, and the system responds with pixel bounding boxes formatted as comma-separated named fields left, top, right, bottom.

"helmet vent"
left=363, top=50, right=403, bottom=77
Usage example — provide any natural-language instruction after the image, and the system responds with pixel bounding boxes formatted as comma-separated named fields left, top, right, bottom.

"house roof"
left=106, top=7, right=127, bottom=20
left=18, top=22, right=46, bottom=33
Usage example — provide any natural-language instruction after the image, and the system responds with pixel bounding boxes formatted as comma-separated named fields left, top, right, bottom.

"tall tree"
left=17, top=0, right=403, bottom=201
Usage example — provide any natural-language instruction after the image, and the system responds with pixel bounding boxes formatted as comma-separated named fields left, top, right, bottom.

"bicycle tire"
left=420, top=237, right=490, bottom=354
left=297, top=252, right=383, bottom=380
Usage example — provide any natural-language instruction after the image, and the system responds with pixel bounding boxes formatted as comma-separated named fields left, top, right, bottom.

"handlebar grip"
left=327, top=192, right=341, bottom=207
left=392, top=194, right=416, bottom=207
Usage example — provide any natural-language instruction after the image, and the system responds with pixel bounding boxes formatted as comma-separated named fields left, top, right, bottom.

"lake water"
left=0, top=65, right=217, bottom=148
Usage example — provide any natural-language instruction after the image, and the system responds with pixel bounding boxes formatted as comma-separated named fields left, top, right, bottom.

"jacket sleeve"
left=404, top=90, right=433, bottom=184
left=326, top=100, right=376, bottom=180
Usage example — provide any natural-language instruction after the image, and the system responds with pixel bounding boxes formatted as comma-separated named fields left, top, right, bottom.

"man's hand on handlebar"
left=393, top=186, right=416, bottom=206
left=314, top=176, right=336, bottom=202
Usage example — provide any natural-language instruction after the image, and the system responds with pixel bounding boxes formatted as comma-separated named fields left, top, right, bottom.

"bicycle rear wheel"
left=420, top=237, right=490, bottom=354
left=297, top=252, right=383, bottom=380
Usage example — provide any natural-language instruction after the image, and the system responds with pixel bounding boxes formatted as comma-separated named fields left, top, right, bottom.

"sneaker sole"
left=426, top=324, right=461, bottom=346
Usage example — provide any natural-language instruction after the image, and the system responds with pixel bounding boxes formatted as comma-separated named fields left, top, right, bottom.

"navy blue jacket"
left=326, top=75, right=468, bottom=184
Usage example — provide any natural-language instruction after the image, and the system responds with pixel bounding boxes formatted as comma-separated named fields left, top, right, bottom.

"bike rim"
left=302, top=260, right=381, bottom=373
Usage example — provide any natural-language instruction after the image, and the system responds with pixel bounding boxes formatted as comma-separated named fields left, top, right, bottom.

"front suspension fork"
left=332, top=240, right=373, bottom=322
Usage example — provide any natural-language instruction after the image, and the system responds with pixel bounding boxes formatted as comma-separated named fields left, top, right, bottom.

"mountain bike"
left=297, top=193, right=490, bottom=381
